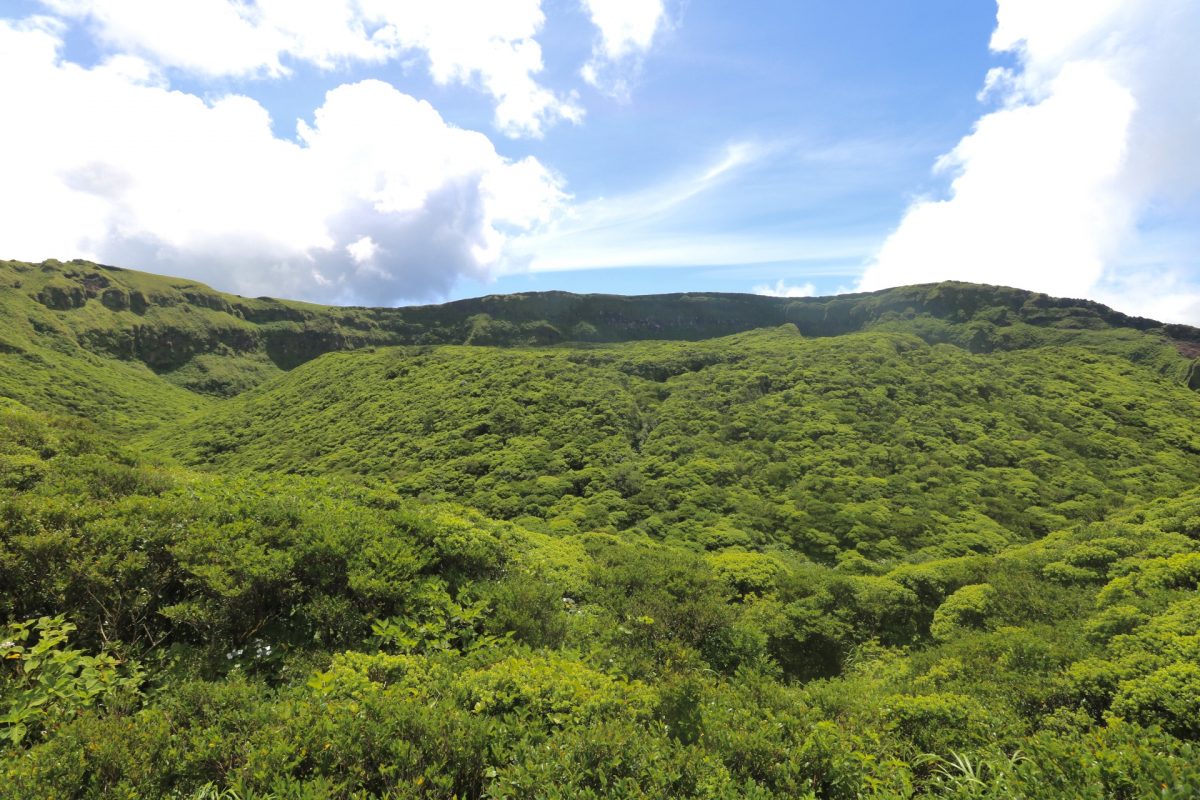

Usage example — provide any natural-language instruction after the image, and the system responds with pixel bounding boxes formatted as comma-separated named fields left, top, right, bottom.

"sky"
left=1, top=1, right=1199, bottom=322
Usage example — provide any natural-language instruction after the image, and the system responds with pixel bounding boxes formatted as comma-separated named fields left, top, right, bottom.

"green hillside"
left=153, top=327, right=1200, bottom=562
left=4, top=259, right=1200, bottom=798
left=5, top=258, right=1198, bottom=398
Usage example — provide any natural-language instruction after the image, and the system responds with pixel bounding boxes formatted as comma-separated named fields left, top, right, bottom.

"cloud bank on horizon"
left=0, top=1, right=1198, bottom=321
left=860, top=0, right=1200, bottom=323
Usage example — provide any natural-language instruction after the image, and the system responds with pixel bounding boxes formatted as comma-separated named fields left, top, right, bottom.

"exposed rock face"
left=181, top=291, right=236, bottom=315
left=36, top=283, right=88, bottom=310
left=132, top=326, right=261, bottom=370
left=100, top=288, right=130, bottom=311
left=36, top=271, right=116, bottom=311
left=264, top=328, right=358, bottom=370
left=78, top=324, right=262, bottom=371
left=80, top=273, right=110, bottom=295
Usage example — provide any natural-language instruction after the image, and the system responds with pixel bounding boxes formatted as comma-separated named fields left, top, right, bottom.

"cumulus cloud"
left=753, top=280, right=816, bottom=299
left=580, top=0, right=667, bottom=98
left=0, top=18, right=567, bottom=303
left=38, top=0, right=581, bottom=137
left=859, top=0, right=1200, bottom=322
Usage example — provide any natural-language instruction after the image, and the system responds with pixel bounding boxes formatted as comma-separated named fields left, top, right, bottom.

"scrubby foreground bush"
left=4, top=398, right=1200, bottom=798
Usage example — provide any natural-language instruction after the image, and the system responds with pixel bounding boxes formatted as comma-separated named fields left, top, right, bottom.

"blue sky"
left=1, top=1, right=1198, bottom=321
left=472, top=1, right=1002, bottom=298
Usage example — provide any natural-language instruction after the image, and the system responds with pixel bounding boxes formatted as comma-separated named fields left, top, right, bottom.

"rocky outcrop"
left=36, top=282, right=88, bottom=310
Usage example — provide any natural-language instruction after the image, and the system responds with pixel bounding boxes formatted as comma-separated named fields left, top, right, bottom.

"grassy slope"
left=5, top=258, right=1198, bottom=399
left=4, top=255, right=1197, bottom=553
left=0, top=266, right=208, bottom=433
left=4, top=256, right=1200, bottom=553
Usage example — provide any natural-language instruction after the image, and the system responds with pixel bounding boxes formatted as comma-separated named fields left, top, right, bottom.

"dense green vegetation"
left=153, top=327, right=1200, bottom=563
left=4, top=259, right=1200, bottom=797
left=6, top=257, right=1196, bottom=398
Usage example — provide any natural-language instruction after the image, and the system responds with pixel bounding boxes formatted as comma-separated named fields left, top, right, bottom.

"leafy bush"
left=930, top=584, right=995, bottom=641
left=1, top=616, right=141, bottom=746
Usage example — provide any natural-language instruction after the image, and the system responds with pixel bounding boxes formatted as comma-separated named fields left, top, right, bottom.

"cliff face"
left=3, top=260, right=391, bottom=393
left=4, top=258, right=1199, bottom=396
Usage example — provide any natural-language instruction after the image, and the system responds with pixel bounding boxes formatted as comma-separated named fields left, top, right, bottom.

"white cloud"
left=580, top=0, right=667, bottom=97
left=583, top=0, right=665, bottom=60
left=860, top=0, right=1200, bottom=323
left=0, top=19, right=567, bottom=303
left=37, top=0, right=581, bottom=137
left=753, top=280, right=816, bottom=298
left=366, top=1, right=583, bottom=137
left=345, top=235, right=380, bottom=265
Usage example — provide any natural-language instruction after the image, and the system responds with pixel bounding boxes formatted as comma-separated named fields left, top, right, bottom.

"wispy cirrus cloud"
left=504, top=140, right=880, bottom=274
